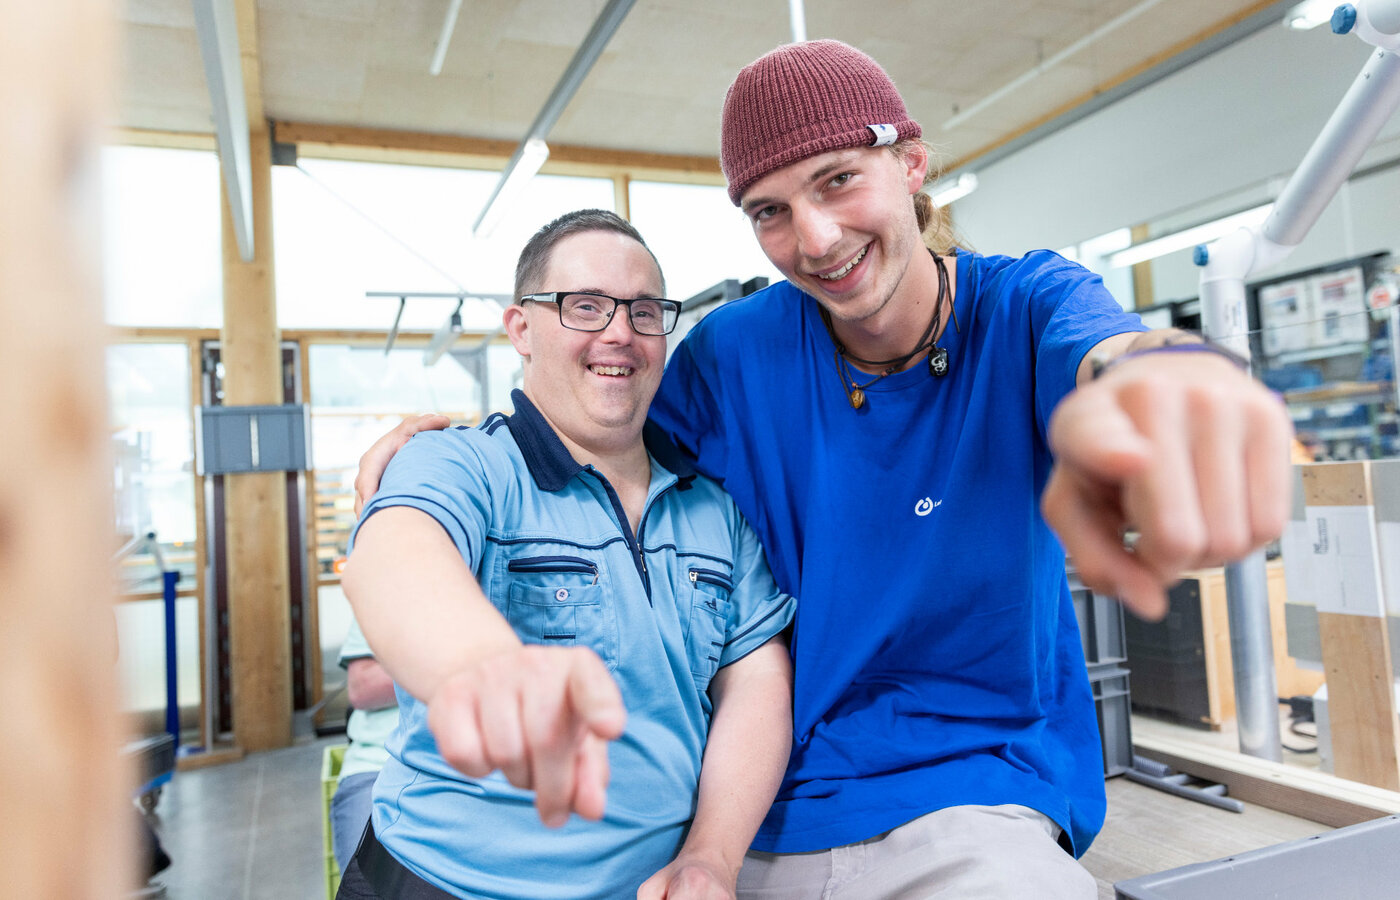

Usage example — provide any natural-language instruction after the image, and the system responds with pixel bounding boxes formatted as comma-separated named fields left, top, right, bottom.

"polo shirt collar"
left=507, top=389, right=695, bottom=492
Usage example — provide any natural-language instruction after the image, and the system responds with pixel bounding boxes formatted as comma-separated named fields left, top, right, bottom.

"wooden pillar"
left=614, top=173, right=631, bottom=220
left=0, top=0, right=131, bottom=895
left=1130, top=223, right=1155, bottom=310
left=1300, top=461, right=1400, bottom=790
left=220, top=127, right=293, bottom=750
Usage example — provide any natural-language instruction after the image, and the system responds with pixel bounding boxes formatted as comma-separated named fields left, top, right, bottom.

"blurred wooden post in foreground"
left=0, top=0, right=132, bottom=896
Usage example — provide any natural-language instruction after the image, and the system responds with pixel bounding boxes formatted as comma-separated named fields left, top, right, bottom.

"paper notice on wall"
left=1304, top=504, right=1386, bottom=617
left=1309, top=267, right=1369, bottom=347
left=1259, top=279, right=1313, bottom=356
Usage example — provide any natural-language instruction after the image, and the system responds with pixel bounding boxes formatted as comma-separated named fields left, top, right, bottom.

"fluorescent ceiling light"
left=472, top=138, right=550, bottom=238
left=1284, top=0, right=1335, bottom=30
left=472, top=0, right=633, bottom=239
left=943, top=0, right=1165, bottom=131
left=430, top=0, right=465, bottom=75
left=425, top=304, right=465, bottom=365
left=1106, top=203, right=1273, bottom=269
left=926, top=172, right=979, bottom=208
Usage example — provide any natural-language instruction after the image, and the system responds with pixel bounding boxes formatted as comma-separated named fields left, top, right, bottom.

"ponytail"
left=895, top=139, right=970, bottom=256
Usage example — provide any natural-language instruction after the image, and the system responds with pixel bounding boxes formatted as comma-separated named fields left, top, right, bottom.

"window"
left=629, top=180, right=782, bottom=304
left=101, top=147, right=222, bottom=327
left=274, top=159, right=616, bottom=330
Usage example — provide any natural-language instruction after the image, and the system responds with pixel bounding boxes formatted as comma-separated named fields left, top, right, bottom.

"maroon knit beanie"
left=721, top=40, right=922, bottom=206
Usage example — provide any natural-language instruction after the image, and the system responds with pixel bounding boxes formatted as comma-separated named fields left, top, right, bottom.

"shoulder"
left=388, top=418, right=520, bottom=480
left=687, top=281, right=805, bottom=344
left=963, top=249, right=1095, bottom=294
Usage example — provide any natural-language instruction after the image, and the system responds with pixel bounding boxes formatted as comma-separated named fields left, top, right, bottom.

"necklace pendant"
left=849, top=387, right=865, bottom=409
left=929, top=347, right=949, bottom=377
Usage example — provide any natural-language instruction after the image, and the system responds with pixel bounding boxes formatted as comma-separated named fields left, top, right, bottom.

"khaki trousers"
left=736, top=804, right=1098, bottom=900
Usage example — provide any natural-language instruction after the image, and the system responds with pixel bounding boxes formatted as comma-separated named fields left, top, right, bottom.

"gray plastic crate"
left=1115, top=815, right=1400, bottom=899
left=1069, top=572, right=1128, bottom=666
left=1090, top=665, right=1133, bottom=778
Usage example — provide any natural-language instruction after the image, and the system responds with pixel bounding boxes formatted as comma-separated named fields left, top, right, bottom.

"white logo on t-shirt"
left=915, top=497, right=942, bottom=516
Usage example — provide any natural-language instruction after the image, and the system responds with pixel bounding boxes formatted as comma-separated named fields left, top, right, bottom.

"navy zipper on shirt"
left=687, top=568, right=733, bottom=592
left=584, top=465, right=667, bottom=604
left=506, top=556, right=600, bottom=582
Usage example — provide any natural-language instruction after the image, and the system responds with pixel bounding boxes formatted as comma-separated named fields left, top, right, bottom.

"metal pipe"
left=1263, top=48, right=1400, bottom=247
left=789, top=0, right=807, bottom=42
left=943, top=0, right=1166, bottom=131
left=1225, top=551, right=1283, bottom=761
left=429, top=0, right=465, bottom=75
left=472, top=0, right=636, bottom=235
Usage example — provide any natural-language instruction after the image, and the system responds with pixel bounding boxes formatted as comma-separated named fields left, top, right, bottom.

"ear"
left=503, top=304, right=531, bottom=357
left=900, top=142, right=929, bottom=194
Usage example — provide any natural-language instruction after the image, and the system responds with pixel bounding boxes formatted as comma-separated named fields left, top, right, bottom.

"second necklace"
left=822, top=250, right=952, bottom=410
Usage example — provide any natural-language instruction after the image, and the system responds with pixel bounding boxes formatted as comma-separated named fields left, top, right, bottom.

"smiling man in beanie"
left=356, top=40, right=1292, bottom=899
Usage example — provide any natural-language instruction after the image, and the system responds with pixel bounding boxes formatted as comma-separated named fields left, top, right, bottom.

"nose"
left=597, top=303, right=636, bottom=343
left=792, top=202, right=841, bottom=261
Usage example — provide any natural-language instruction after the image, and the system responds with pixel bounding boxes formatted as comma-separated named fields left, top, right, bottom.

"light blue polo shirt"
left=353, top=390, right=795, bottom=900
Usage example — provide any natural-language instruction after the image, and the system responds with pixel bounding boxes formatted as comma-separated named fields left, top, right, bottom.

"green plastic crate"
left=322, top=744, right=347, bottom=900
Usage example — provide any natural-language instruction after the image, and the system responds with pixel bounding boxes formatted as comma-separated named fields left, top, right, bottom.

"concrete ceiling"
left=117, top=0, right=1295, bottom=169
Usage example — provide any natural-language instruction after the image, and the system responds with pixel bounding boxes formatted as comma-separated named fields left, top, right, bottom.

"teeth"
left=817, top=246, right=867, bottom=281
left=590, top=365, right=632, bottom=376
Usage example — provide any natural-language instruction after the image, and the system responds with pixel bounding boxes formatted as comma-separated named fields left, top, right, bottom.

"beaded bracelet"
left=1090, top=339, right=1250, bottom=381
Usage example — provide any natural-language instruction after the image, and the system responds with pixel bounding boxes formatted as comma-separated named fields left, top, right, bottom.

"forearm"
left=677, top=640, right=793, bottom=877
left=341, top=506, right=520, bottom=703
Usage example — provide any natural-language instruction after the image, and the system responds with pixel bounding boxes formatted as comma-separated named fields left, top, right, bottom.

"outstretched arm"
left=1043, top=329, right=1292, bottom=620
left=343, top=506, right=626, bottom=826
left=637, top=638, right=792, bottom=900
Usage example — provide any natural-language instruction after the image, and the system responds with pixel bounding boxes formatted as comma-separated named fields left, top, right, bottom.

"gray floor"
left=145, top=737, right=335, bottom=900
left=138, top=735, right=1331, bottom=900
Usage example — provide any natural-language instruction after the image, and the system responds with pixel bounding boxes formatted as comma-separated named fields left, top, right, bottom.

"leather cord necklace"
left=821, top=251, right=952, bottom=410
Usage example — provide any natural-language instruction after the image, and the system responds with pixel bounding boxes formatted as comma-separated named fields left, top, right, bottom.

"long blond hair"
left=898, top=139, right=968, bottom=255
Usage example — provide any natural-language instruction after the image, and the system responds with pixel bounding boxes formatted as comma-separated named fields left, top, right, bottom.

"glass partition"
left=108, top=341, right=202, bottom=740
left=628, top=180, right=782, bottom=304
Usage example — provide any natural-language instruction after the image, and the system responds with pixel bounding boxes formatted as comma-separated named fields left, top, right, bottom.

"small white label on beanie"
left=868, top=124, right=898, bottom=146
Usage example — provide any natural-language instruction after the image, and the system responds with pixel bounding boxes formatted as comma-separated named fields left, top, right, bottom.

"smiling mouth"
left=816, top=245, right=868, bottom=282
left=588, top=365, right=634, bottom=376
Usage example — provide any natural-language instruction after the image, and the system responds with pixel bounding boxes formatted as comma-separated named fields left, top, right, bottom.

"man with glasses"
left=339, top=209, right=795, bottom=900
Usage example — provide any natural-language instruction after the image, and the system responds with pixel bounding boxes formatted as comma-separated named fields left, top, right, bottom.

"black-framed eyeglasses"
left=521, top=291, right=682, bottom=336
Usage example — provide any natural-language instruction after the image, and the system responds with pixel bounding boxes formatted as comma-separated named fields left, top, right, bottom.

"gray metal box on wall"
left=198, top=404, right=309, bottom=475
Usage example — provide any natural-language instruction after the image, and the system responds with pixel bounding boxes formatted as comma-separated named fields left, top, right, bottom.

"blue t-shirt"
left=354, top=391, right=794, bottom=899
left=650, top=250, right=1144, bottom=856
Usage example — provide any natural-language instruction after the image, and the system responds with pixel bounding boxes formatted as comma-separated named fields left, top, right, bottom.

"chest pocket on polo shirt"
left=505, top=556, right=617, bottom=670
left=684, top=567, right=734, bottom=691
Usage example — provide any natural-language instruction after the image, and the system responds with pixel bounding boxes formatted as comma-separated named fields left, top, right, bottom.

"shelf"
left=1269, top=342, right=1370, bottom=365
left=1294, top=425, right=1374, bottom=441
left=1284, top=380, right=1394, bottom=406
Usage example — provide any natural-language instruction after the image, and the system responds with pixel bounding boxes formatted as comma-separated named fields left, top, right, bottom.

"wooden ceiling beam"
left=273, top=121, right=724, bottom=184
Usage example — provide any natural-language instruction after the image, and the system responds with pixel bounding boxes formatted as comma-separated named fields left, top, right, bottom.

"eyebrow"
left=741, top=150, right=866, bottom=214
left=567, top=287, right=665, bottom=300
